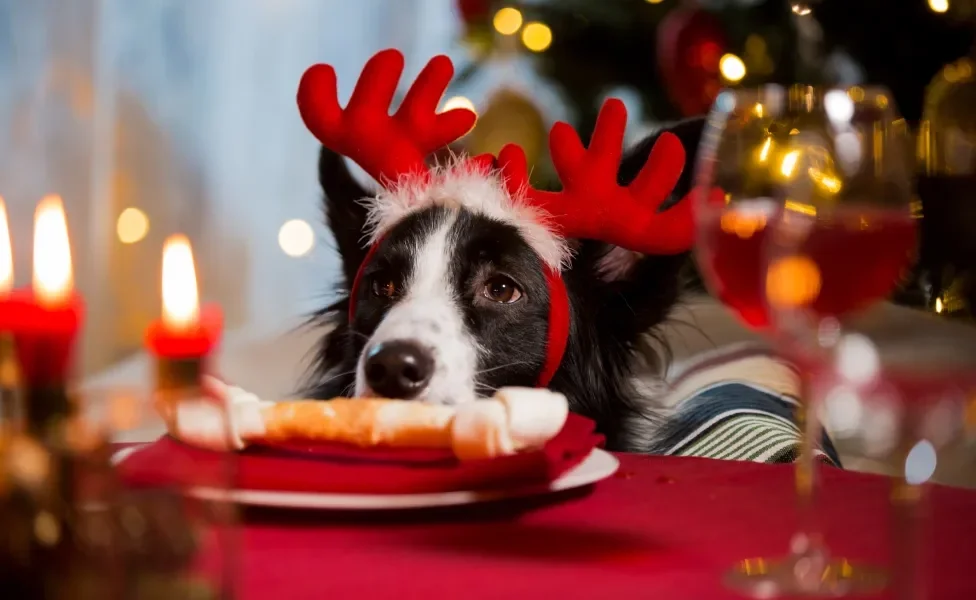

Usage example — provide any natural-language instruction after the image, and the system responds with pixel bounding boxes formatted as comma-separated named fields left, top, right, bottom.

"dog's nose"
left=363, top=340, right=434, bottom=399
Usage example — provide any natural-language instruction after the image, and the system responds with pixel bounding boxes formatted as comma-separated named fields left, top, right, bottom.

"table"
left=227, top=453, right=976, bottom=599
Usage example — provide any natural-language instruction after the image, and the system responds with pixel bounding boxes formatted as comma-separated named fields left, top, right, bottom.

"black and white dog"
left=300, top=118, right=707, bottom=453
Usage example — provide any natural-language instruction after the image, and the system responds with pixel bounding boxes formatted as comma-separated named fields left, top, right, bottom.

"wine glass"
left=693, top=85, right=917, bottom=596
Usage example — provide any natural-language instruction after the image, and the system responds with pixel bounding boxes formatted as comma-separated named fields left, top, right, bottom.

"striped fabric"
left=648, top=382, right=841, bottom=466
left=638, top=343, right=842, bottom=467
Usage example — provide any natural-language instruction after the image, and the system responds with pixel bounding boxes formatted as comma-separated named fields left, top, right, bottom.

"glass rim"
left=708, top=84, right=898, bottom=120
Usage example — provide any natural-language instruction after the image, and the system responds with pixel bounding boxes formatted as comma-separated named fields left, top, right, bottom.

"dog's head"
left=298, top=50, right=705, bottom=443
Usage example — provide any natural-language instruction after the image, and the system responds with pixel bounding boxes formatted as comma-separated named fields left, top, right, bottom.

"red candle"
left=8, top=195, right=85, bottom=386
left=145, top=234, right=222, bottom=362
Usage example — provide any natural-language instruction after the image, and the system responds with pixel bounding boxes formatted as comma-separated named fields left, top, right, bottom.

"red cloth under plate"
left=118, top=413, right=603, bottom=495
left=223, top=453, right=976, bottom=599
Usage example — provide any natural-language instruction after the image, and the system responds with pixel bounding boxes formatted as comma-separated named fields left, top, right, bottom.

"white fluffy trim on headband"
left=362, top=157, right=572, bottom=271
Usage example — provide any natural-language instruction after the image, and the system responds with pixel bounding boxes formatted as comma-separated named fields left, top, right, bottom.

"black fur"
left=301, top=118, right=707, bottom=451
left=449, top=211, right=552, bottom=394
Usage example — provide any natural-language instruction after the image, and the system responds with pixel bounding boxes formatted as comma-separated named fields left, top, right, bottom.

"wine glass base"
left=725, top=556, right=887, bottom=598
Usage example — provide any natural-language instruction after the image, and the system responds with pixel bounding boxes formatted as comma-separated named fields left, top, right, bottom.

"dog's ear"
left=566, top=118, right=705, bottom=334
left=591, top=117, right=706, bottom=284
left=319, top=146, right=373, bottom=290
left=620, top=117, right=706, bottom=210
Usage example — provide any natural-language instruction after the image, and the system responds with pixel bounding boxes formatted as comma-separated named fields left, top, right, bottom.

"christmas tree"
left=451, top=0, right=976, bottom=317
left=455, top=0, right=972, bottom=129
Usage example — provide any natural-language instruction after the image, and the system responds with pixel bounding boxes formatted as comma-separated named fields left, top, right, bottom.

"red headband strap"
left=348, top=241, right=383, bottom=324
left=538, top=268, right=570, bottom=387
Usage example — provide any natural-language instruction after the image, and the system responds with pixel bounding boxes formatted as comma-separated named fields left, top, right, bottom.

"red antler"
left=498, top=99, right=695, bottom=255
left=297, top=49, right=477, bottom=186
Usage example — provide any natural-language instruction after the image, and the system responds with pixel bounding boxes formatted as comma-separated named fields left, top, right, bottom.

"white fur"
left=363, top=157, right=572, bottom=271
left=355, top=214, right=480, bottom=405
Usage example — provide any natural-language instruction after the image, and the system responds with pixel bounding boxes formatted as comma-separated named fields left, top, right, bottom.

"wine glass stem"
left=795, top=378, right=825, bottom=558
left=891, top=416, right=926, bottom=600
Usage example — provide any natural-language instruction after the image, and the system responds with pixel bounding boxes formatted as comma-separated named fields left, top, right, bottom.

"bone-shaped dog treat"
left=163, top=378, right=570, bottom=461
left=252, top=399, right=457, bottom=449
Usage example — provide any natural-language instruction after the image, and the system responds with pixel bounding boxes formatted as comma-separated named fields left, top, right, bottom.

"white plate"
left=114, top=447, right=618, bottom=510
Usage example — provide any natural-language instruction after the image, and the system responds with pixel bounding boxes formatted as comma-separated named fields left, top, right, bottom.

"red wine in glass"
left=694, top=84, right=918, bottom=597
left=697, top=203, right=918, bottom=329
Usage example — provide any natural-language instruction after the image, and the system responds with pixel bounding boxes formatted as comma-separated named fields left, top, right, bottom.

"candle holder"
left=0, top=331, right=24, bottom=430
left=0, top=380, right=239, bottom=599
left=156, top=355, right=206, bottom=393
left=93, top=385, right=239, bottom=600
left=0, top=397, right=119, bottom=599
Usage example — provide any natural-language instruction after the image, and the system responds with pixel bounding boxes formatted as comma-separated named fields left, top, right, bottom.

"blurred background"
left=2, top=0, right=976, bottom=381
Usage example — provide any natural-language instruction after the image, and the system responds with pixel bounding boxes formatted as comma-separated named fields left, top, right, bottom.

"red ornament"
left=456, top=0, right=490, bottom=25
left=657, top=7, right=728, bottom=117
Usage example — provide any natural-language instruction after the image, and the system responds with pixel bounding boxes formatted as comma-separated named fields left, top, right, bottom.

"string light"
left=521, top=22, right=552, bottom=52
left=757, top=136, right=773, bottom=162
left=928, top=0, right=949, bottom=13
left=278, top=219, right=315, bottom=257
left=116, top=207, right=149, bottom=244
left=492, top=8, right=523, bottom=35
left=780, top=150, right=801, bottom=178
left=791, top=3, right=812, bottom=16
left=719, top=54, right=746, bottom=83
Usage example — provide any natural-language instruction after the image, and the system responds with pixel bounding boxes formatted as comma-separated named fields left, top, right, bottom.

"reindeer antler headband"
left=298, top=49, right=696, bottom=388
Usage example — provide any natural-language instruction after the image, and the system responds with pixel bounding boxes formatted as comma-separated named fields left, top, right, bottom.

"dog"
left=298, top=117, right=708, bottom=453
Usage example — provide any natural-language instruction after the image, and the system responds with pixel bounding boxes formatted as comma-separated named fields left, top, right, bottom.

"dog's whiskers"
left=474, top=383, right=500, bottom=395
left=346, top=329, right=371, bottom=343
left=475, top=361, right=527, bottom=376
left=317, top=369, right=357, bottom=389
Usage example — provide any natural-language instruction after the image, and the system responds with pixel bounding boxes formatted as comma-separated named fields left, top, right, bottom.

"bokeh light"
left=278, top=219, right=315, bottom=257
left=904, top=440, right=937, bottom=485
left=719, top=53, right=746, bottom=83
left=116, top=207, right=149, bottom=244
left=493, top=8, right=523, bottom=35
left=442, top=95, right=477, bottom=115
left=521, top=22, right=553, bottom=52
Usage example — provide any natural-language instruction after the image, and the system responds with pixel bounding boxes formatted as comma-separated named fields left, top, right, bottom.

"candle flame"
left=33, top=195, right=73, bottom=306
left=0, top=197, right=12, bottom=294
left=161, top=234, right=199, bottom=330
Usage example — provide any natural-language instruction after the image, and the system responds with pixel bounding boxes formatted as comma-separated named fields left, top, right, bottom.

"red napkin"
left=117, top=413, right=603, bottom=495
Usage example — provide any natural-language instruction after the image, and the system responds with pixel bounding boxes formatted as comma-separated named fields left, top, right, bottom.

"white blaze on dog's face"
left=354, top=211, right=477, bottom=404
left=350, top=204, right=556, bottom=405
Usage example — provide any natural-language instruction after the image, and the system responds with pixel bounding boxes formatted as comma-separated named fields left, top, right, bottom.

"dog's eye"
left=482, top=275, right=522, bottom=304
left=371, top=278, right=398, bottom=299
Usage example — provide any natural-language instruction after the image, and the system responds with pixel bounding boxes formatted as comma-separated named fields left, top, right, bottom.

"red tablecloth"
left=214, top=453, right=976, bottom=600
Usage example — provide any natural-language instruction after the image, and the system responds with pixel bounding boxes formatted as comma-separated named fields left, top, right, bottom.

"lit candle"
left=0, top=196, right=11, bottom=297
left=9, top=196, right=85, bottom=436
left=11, top=196, right=84, bottom=383
left=0, top=195, right=18, bottom=330
left=145, top=235, right=222, bottom=390
left=33, top=195, right=74, bottom=308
